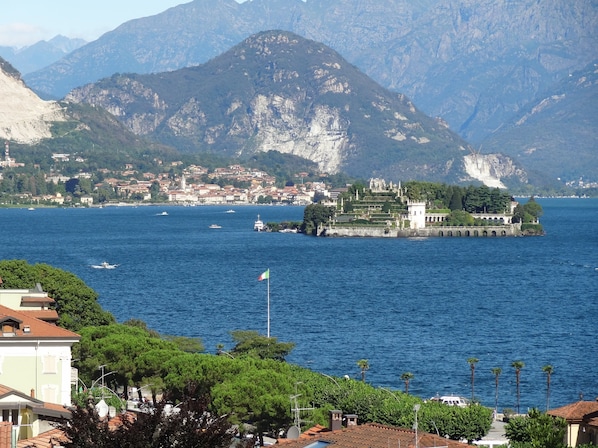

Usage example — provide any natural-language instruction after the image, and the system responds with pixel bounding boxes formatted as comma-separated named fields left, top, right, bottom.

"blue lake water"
left=0, top=198, right=596, bottom=412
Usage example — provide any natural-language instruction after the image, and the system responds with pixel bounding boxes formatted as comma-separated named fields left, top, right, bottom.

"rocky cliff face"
left=67, top=31, right=506, bottom=184
left=0, top=59, right=65, bottom=143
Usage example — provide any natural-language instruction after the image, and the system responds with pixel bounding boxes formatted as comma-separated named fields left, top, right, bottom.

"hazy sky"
left=0, top=0, right=245, bottom=48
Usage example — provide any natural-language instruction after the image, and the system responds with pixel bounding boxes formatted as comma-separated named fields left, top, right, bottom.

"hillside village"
left=1, top=145, right=324, bottom=206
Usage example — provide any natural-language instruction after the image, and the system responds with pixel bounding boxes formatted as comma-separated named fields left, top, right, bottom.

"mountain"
left=21, top=0, right=597, bottom=185
left=0, top=58, right=66, bottom=143
left=0, top=36, right=86, bottom=76
left=23, top=0, right=596, bottom=135
left=0, top=57, right=179, bottom=169
left=64, top=30, right=526, bottom=186
left=481, top=61, right=598, bottom=186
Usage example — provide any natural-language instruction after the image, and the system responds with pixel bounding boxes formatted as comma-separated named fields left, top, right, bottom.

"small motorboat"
left=209, top=224, right=222, bottom=229
left=225, top=209, right=236, bottom=213
left=91, top=261, right=119, bottom=269
left=157, top=211, right=168, bottom=216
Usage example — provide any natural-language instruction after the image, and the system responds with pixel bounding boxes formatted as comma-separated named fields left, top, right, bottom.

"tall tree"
left=542, top=365, right=554, bottom=411
left=512, top=361, right=525, bottom=414
left=400, top=372, right=414, bottom=394
left=229, top=330, right=295, bottom=361
left=491, top=367, right=502, bottom=415
left=357, top=359, right=369, bottom=382
left=467, top=357, right=479, bottom=401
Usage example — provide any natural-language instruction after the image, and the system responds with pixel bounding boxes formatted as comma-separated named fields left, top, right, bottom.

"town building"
left=0, top=285, right=79, bottom=445
left=548, top=399, right=598, bottom=446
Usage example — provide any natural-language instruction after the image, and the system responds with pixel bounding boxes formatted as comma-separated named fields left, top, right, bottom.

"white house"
left=0, top=304, right=79, bottom=407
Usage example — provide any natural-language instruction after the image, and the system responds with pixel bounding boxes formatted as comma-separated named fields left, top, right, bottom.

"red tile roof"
left=17, top=428, right=67, bottom=448
left=20, top=295, right=55, bottom=304
left=21, top=309, right=60, bottom=322
left=548, top=400, right=598, bottom=422
left=277, top=423, right=470, bottom=448
left=0, top=304, right=79, bottom=340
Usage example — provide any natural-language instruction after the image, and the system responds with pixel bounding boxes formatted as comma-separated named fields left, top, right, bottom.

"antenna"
left=290, top=382, right=314, bottom=432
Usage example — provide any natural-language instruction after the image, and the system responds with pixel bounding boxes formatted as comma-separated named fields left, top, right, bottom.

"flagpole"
left=267, top=271, right=270, bottom=338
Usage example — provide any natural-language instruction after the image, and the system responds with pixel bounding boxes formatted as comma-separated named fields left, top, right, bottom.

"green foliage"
left=302, top=203, right=335, bottom=234
left=505, top=408, right=567, bottom=448
left=401, top=181, right=512, bottom=213
left=244, top=151, right=319, bottom=185
left=161, top=335, right=204, bottom=353
left=229, top=330, right=295, bottom=361
left=444, top=209, right=475, bottom=226
left=211, top=368, right=293, bottom=444
left=513, top=197, right=544, bottom=224
left=73, top=324, right=180, bottom=392
left=0, top=259, right=115, bottom=331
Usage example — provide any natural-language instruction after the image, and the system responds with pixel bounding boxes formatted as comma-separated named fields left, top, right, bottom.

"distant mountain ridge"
left=21, top=0, right=597, bottom=185
left=23, top=0, right=596, bottom=137
left=481, top=60, right=598, bottom=185
left=0, top=36, right=86, bottom=75
left=64, top=30, right=525, bottom=187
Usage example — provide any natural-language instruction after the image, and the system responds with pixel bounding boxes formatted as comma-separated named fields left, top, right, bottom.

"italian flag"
left=258, top=269, right=270, bottom=281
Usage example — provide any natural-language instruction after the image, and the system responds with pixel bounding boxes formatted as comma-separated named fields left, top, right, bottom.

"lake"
left=0, top=198, right=596, bottom=412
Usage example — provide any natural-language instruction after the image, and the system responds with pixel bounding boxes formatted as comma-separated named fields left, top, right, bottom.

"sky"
left=0, top=0, right=245, bottom=48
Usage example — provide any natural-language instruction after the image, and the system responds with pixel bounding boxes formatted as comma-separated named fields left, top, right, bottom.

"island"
left=302, top=179, right=544, bottom=237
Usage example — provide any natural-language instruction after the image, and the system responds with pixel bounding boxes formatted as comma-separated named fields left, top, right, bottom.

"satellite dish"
left=95, top=399, right=108, bottom=418
left=287, top=426, right=300, bottom=440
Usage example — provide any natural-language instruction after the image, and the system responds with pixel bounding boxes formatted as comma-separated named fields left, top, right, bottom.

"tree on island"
left=301, top=203, right=335, bottom=235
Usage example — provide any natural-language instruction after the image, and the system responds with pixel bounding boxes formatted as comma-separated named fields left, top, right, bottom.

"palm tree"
left=511, top=360, right=525, bottom=414
left=467, top=357, right=479, bottom=401
left=491, top=367, right=502, bottom=416
left=542, top=365, right=554, bottom=411
left=357, top=359, right=369, bottom=382
left=400, top=372, right=414, bottom=394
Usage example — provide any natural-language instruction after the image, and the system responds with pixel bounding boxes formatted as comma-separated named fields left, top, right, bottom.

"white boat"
left=91, top=261, right=119, bottom=269
left=209, top=224, right=222, bottom=229
left=28, top=207, right=35, bottom=211
left=254, top=215, right=264, bottom=232
left=157, top=211, right=168, bottom=216
left=225, top=209, right=236, bottom=213
left=430, top=395, right=469, bottom=407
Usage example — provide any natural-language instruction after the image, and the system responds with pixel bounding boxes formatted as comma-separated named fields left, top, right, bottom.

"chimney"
left=345, top=414, right=358, bottom=427
left=31, top=388, right=35, bottom=398
left=329, top=410, right=342, bottom=431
